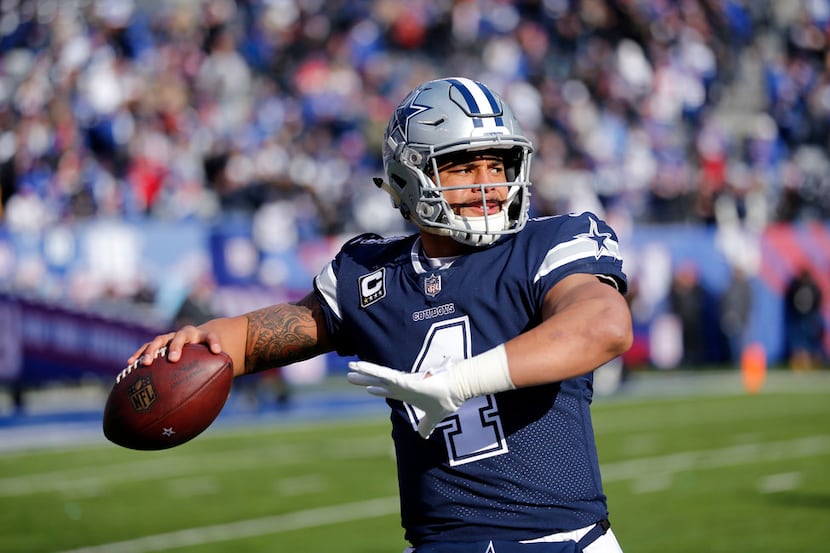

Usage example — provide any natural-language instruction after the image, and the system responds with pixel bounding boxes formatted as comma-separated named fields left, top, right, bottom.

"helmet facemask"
left=412, top=145, right=531, bottom=247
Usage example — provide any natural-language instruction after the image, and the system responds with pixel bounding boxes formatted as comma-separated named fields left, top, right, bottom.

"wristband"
left=449, top=344, right=515, bottom=401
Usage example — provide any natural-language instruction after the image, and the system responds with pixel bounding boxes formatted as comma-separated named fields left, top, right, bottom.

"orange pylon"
left=741, top=342, right=767, bottom=394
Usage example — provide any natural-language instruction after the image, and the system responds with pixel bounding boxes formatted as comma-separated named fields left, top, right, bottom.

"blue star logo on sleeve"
left=534, top=215, right=622, bottom=283
left=575, top=217, right=615, bottom=260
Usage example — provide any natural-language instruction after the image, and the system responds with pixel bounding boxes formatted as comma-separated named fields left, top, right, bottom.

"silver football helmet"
left=377, top=77, right=534, bottom=247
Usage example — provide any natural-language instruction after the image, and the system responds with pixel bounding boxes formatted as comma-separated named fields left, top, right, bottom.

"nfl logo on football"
left=424, top=274, right=441, bottom=297
left=128, top=376, right=157, bottom=411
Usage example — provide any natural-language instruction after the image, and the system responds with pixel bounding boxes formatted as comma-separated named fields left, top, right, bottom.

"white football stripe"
left=314, top=261, right=341, bottom=320
left=534, top=237, right=620, bottom=283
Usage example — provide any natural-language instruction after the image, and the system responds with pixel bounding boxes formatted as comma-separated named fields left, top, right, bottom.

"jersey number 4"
left=406, top=316, right=509, bottom=466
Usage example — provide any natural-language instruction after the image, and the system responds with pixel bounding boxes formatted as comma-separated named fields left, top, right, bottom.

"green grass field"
left=2, top=369, right=829, bottom=553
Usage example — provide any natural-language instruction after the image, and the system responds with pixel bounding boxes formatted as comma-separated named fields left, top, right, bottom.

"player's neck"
left=419, top=231, right=473, bottom=258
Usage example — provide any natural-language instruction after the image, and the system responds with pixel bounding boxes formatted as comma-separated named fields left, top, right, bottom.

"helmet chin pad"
left=418, top=220, right=502, bottom=247
left=447, top=210, right=509, bottom=246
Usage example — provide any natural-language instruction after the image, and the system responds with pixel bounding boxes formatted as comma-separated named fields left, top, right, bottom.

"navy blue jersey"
left=313, top=212, right=627, bottom=546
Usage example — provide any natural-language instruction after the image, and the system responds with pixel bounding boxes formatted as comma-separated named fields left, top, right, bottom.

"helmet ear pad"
left=502, top=146, right=524, bottom=182
left=386, top=160, right=423, bottom=221
left=388, top=160, right=447, bottom=225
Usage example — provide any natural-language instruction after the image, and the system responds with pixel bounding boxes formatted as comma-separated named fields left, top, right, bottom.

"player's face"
left=434, top=154, right=508, bottom=218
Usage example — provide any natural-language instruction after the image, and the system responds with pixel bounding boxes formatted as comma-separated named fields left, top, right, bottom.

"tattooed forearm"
left=243, top=293, right=330, bottom=375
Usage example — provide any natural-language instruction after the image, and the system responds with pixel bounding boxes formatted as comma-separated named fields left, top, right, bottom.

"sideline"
left=0, top=387, right=386, bottom=454
left=56, top=496, right=401, bottom=553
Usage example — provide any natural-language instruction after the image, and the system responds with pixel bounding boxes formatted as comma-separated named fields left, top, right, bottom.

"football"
left=102, top=344, right=233, bottom=450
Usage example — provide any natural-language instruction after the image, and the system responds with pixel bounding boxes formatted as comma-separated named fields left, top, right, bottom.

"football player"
left=130, top=77, right=633, bottom=552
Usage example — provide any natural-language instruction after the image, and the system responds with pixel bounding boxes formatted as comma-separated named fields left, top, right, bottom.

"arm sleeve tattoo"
left=243, top=293, right=332, bottom=375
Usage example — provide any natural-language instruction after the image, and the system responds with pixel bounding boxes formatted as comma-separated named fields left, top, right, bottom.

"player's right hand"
left=127, top=325, right=222, bottom=366
left=347, top=361, right=465, bottom=439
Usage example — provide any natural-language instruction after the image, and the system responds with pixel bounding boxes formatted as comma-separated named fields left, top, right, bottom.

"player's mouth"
left=452, top=199, right=504, bottom=216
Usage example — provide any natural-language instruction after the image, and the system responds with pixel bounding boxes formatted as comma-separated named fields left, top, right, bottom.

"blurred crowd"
left=0, top=0, right=827, bottom=398
left=1, top=0, right=829, bottom=244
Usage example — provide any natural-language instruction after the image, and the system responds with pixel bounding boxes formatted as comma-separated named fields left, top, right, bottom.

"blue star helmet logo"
left=388, top=89, right=430, bottom=144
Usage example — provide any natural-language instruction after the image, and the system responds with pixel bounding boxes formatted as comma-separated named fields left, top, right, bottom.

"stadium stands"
left=0, top=1, right=827, bottom=396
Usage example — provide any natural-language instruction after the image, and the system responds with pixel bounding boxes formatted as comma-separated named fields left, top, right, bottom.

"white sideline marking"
left=759, top=472, right=801, bottom=493
left=599, top=435, right=830, bottom=483
left=0, top=437, right=390, bottom=497
left=164, top=476, right=220, bottom=498
left=275, top=474, right=327, bottom=496
left=55, top=496, right=400, bottom=553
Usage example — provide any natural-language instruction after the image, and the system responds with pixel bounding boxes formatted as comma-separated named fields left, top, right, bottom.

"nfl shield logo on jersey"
left=424, top=274, right=442, bottom=297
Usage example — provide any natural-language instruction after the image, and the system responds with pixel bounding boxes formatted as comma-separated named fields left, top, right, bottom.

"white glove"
left=347, top=345, right=514, bottom=439
left=347, top=361, right=463, bottom=438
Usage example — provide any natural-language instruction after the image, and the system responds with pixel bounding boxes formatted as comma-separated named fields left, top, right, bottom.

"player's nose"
left=474, top=167, right=498, bottom=183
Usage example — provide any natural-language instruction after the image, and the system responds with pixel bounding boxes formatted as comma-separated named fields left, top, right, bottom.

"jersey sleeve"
left=312, top=257, right=347, bottom=350
left=531, top=212, right=627, bottom=300
left=311, top=233, right=392, bottom=357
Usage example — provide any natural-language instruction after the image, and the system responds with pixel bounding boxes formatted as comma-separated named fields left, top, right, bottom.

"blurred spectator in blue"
left=669, top=262, right=706, bottom=367
left=172, top=273, right=216, bottom=330
left=784, top=266, right=826, bottom=370
left=719, top=265, right=753, bottom=364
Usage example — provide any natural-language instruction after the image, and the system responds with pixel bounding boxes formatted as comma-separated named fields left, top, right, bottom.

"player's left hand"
left=347, top=361, right=464, bottom=439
